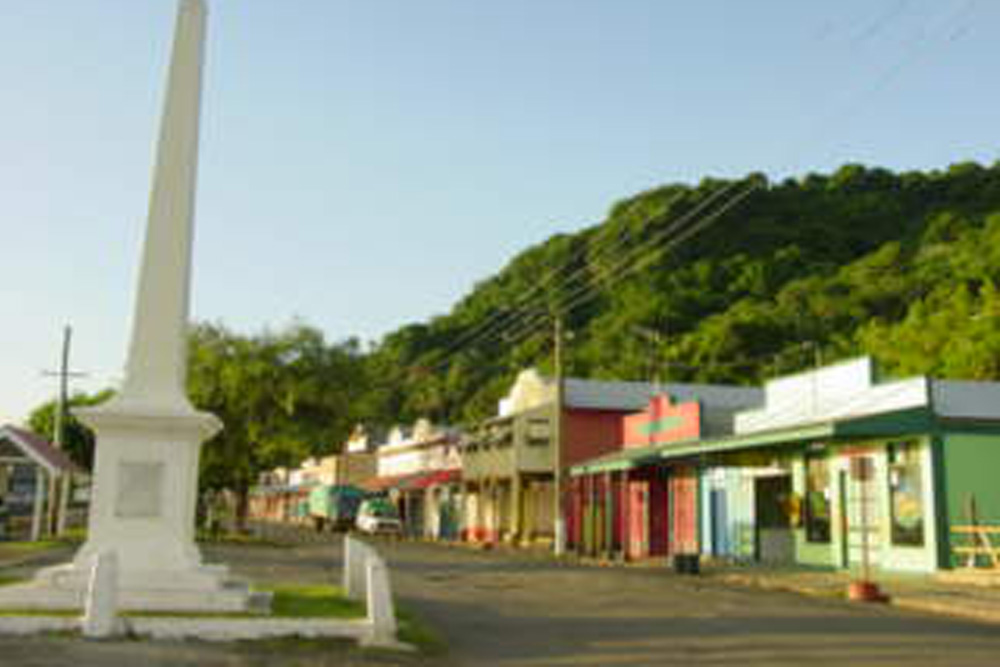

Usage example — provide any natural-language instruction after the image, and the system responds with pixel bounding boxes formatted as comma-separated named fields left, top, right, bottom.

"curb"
left=716, top=572, right=1000, bottom=625
left=893, top=596, right=1000, bottom=625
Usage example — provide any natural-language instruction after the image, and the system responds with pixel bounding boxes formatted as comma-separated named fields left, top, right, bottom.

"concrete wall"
left=563, top=409, right=626, bottom=468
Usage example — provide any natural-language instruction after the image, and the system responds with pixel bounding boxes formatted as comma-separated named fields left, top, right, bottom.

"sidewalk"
left=698, top=560, right=1000, bottom=625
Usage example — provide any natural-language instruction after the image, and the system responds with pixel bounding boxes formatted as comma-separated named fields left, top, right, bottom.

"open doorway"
left=755, top=474, right=795, bottom=564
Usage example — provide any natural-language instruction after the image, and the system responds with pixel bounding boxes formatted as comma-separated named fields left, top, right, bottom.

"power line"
left=479, top=1, right=979, bottom=357
left=414, top=0, right=979, bottom=382
left=423, top=190, right=690, bottom=368
left=427, top=181, right=744, bottom=372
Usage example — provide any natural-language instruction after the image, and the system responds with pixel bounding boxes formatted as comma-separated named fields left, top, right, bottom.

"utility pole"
left=42, top=325, right=87, bottom=536
left=552, top=314, right=567, bottom=556
left=633, top=324, right=667, bottom=390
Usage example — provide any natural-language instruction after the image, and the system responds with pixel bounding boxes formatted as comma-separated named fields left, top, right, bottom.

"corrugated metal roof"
left=932, top=380, right=1000, bottom=420
left=563, top=378, right=763, bottom=413
left=0, top=425, right=83, bottom=475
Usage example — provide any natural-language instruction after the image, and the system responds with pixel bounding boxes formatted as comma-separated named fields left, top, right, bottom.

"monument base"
left=0, top=400, right=262, bottom=613
left=0, top=560, right=259, bottom=612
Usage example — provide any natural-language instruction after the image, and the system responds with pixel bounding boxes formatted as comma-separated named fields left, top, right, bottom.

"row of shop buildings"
left=251, top=356, right=1000, bottom=573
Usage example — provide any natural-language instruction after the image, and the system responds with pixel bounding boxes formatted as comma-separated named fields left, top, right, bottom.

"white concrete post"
left=344, top=536, right=370, bottom=601
left=56, top=473, right=72, bottom=536
left=82, top=551, right=123, bottom=639
left=363, top=554, right=397, bottom=647
left=342, top=535, right=355, bottom=598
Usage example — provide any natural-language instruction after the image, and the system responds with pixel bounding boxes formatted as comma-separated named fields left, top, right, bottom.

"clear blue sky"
left=2, top=0, right=997, bottom=425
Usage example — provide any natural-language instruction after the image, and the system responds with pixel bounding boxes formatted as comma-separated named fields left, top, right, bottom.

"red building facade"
left=569, top=394, right=703, bottom=560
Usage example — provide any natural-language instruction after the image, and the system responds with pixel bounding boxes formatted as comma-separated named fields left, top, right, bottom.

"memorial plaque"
left=115, top=461, right=164, bottom=518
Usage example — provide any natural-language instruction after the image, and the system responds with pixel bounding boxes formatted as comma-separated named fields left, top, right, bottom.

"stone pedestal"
left=0, top=402, right=252, bottom=612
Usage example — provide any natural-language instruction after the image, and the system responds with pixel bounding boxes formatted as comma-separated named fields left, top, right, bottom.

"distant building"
left=0, top=425, right=85, bottom=541
left=569, top=387, right=762, bottom=560
left=369, top=419, right=462, bottom=540
left=569, top=356, right=1000, bottom=573
left=249, top=425, right=379, bottom=525
left=461, top=369, right=761, bottom=546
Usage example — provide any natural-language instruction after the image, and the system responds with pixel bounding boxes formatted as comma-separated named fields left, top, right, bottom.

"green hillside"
left=364, top=161, right=1000, bottom=425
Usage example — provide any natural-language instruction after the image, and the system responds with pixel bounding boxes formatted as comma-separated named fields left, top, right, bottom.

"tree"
left=187, top=321, right=367, bottom=529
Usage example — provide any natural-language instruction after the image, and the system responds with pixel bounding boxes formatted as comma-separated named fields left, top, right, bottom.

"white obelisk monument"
left=0, top=0, right=252, bottom=611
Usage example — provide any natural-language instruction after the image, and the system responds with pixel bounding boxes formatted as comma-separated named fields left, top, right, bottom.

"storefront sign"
left=623, top=395, right=701, bottom=448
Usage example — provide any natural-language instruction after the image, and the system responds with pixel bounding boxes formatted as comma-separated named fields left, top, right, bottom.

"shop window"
left=804, top=454, right=831, bottom=543
left=526, top=418, right=551, bottom=446
left=888, top=441, right=925, bottom=546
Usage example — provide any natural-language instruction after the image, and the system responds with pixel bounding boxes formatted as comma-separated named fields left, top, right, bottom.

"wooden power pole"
left=42, top=325, right=86, bottom=536
left=552, top=314, right=566, bottom=556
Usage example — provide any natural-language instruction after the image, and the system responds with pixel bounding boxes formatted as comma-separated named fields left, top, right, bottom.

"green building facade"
left=666, top=357, right=1000, bottom=573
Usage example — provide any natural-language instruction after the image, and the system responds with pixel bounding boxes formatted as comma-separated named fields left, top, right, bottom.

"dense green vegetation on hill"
left=33, top=161, right=1000, bottom=499
left=365, top=161, right=1000, bottom=425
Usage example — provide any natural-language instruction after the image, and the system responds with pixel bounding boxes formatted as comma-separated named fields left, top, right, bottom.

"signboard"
left=850, top=456, right=874, bottom=481
left=623, top=395, right=701, bottom=448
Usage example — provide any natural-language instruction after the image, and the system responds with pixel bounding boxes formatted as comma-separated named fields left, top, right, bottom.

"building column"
left=31, top=466, right=46, bottom=542
left=511, top=473, right=523, bottom=545
left=604, top=471, right=614, bottom=559
left=484, top=478, right=493, bottom=542
left=461, top=482, right=471, bottom=541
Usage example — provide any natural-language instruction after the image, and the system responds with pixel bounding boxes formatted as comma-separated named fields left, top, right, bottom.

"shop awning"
left=569, top=406, right=935, bottom=475
left=570, top=444, right=664, bottom=476
left=361, top=474, right=413, bottom=492
left=655, top=406, right=933, bottom=462
left=398, top=469, right=461, bottom=491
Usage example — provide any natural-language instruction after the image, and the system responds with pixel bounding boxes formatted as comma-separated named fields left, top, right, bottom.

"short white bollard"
left=344, top=536, right=371, bottom=601
left=81, top=551, right=124, bottom=639
left=343, top=536, right=356, bottom=599
left=362, top=554, right=398, bottom=648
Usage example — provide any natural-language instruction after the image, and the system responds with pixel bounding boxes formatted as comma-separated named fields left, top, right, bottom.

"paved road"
left=3, top=536, right=1000, bottom=666
left=364, top=539, right=1000, bottom=666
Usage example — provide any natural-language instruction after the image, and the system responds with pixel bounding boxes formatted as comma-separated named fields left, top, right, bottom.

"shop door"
left=844, top=456, right=881, bottom=570
left=754, top=475, right=794, bottom=563
left=710, top=489, right=729, bottom=556
left=591, top=480, right=605, bottom=556
left=407, top=492, right=425, bottom=538
left=670, top=469, right=699, bottom=555
left=649, top=475, right=670, bottom=556
left=439, top=494, right=458, bottom=540
left=628, top=481, right=648, bottom=559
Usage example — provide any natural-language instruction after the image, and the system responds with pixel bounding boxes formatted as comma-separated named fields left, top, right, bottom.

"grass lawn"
left=0, top=539, right=70, bottom=555
left=263, top=583, right=365, bottom=619
left=0, top=530, right=85, bottom=559
left=0, top=608, right=77, bottom=617
left=196, top=530, right=290, bottom=549
left=396, top=607, right=446, bottom=655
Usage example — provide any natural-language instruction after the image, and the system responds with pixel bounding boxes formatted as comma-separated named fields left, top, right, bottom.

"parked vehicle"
left=309, top=484, right=367, bottom=532
left=355, top=498, right=402, bottom=534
